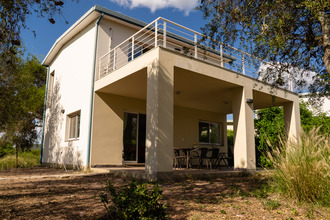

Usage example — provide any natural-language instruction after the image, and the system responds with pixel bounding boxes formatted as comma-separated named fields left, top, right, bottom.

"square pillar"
left=232, top=87, right=256, bottom=170
left=283, top=99, right=301, bottom=142
left=145, top=59, right=174, bottom=179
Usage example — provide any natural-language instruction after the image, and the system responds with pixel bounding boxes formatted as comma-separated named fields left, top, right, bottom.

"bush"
left=267, top=128, right=329, bottom=206
left=100, top=179, right=167, bottom=219
left=0, top=150, right=40, bottom=170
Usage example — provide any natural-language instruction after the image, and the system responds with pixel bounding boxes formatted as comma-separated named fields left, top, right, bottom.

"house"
left=40, top=5, right=301, bottom=179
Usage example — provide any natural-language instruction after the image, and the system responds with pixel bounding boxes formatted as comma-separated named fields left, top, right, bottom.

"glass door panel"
left=123, top=113, right=137, bottom=161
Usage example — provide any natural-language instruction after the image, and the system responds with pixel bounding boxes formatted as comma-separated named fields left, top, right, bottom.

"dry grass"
left=267, top=127, right=330, bottom=205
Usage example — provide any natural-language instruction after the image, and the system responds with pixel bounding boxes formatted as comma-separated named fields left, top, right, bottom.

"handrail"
left=98, top=16, right=271, bottom=84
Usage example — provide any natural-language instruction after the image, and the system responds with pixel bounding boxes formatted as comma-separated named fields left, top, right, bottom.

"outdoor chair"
left=182, top=148, right=199, bottom=168
left=218, top=152, right=229, bottom=169
left=173, top=149, right=185, bottom=168
left=199, top=148, right=220, bottom=169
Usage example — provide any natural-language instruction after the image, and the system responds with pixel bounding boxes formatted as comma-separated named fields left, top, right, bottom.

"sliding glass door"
left=123, top=113, right=146, bottom=163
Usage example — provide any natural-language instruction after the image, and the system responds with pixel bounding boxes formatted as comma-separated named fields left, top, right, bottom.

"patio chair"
left=173, top=149, right=185, bottom=168
left=218, top=152, right=229, bottom=169
left=199, top=148, right=220, bottom=169
left=182, top=148, right=199, bottom=168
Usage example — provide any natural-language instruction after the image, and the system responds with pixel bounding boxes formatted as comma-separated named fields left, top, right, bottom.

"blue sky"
left=21, top=0, right=206, bottom=60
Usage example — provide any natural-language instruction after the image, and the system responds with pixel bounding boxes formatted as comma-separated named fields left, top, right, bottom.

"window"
left=47, top=71, right=55, bottom=107
left=128, top=43, right=150, bottom=61
left=199, top=121, right=221, bottom=145
left=67, top=111, right=80, bottom=140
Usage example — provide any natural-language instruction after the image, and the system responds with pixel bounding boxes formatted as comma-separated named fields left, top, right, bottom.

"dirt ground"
left=0, top=167, right=329, bottom=219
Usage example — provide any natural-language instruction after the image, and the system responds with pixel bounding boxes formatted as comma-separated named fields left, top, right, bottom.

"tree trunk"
left=15, top=146, right=18, bottom=168
left=318, top=12, right=330, bottom=76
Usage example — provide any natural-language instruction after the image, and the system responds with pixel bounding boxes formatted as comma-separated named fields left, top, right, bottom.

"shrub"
left=0, top=150, right=39, bottom=170
left=267, top=127, right=329, bottom=206
left=100, top=179, right=167, bottom=219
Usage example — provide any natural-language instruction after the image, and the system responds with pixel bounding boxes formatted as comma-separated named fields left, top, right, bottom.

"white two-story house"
left=41, top=5, right=301, bottom=179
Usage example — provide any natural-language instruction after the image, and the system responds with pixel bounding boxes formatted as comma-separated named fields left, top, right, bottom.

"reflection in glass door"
left=123, top=113, right=146, bottom=163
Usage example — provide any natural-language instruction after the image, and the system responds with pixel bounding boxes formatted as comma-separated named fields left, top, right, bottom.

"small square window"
left=67, top=111, right=80, bottom=140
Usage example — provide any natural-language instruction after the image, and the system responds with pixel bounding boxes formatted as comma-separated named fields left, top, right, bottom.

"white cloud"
left=109, top=0, right=199, bottom=15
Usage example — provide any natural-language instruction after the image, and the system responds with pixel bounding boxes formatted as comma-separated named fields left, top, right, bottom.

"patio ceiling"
left=96, top=66, right=290, bottom=114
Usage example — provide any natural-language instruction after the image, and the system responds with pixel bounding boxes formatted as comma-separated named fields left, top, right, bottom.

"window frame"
left=47, top=71, right=55, bottom=107
left=66, top=111, right=81, bottom=141
left=198, top=121, right=222, bottom=145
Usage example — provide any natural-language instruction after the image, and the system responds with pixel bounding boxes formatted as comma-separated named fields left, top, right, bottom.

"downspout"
left=39, top=66, right=50, bottom=165
left=86, top=12, right=104, bottom=169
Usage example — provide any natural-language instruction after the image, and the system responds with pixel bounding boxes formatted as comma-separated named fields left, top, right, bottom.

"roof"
left=42, top=5, right=150, bottom=66
left=42, top=5, right=235, bottom=66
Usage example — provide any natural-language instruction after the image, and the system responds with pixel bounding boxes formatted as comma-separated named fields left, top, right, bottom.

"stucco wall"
left=42, top=22, right=96, bottom=168
left=91, top=93, right=146, bottom=166
left=90, top=93, right=227, bottom=166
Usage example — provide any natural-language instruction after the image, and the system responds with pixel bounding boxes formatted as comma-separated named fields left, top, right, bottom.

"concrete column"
left=283, top=99, right=301, bottom=142
left=145, top=59, right=174, bottom=179
left=232, top=86, right=256, bottom=170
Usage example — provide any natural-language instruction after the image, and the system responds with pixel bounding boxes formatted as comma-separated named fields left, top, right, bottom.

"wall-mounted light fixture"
left=61, top=109, right=65, bottom=114
left=246, top=98, right=253, bottom=104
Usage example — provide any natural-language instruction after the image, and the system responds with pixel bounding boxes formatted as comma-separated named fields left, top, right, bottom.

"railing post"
left=155, top=20, right=158, bottom=47
left=220, top=44, right=224, bottom=67
left=113, top=50, right=116, bottom=71
left=194, top=34, right=197, bottom=58
left=163, top=20, right=167, bottom=48
left=242, top=54, right=245, bottom=75
left=98, top=59, right=101, bottom=79
left=131, top=36, right=135, bottom=61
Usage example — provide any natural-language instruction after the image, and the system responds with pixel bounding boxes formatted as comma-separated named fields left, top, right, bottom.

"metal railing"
left=98, top=17, right=266, bottom=80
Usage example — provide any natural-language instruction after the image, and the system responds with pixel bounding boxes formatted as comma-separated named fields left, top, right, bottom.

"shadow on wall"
left=43, top=80, right=83, bottom=169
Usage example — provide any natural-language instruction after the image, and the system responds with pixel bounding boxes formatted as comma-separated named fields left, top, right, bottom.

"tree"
left=254, top=107, right=284, bottom=167
left=0, top=0, right=73, bottom=58
left=0, top=47, right=46, bottom=166
left=254, top=102, right=330, bottom=166
left=198, top=0, right=330, bottom=94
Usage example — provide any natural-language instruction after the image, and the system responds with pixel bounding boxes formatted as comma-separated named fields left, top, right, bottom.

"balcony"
left=98, top=17, right=266, bottom=81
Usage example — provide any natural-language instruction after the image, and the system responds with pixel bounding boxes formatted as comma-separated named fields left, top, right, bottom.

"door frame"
left=123, top=112, right=146, bottom=164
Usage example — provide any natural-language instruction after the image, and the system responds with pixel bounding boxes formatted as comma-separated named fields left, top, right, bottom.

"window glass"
left=210, top=123, right=220, bottom=144
left=199, top=122, right=209, bottom=143
left=68, top=112, right=80, bottom=139
left=199, top=121, right=221, bottom=144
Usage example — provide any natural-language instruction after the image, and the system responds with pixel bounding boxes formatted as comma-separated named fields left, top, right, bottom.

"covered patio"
left=90, top=47, right=301, bottom=180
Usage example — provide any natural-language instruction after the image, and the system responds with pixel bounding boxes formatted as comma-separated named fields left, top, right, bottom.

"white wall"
left=300, top=95, right=330, bottom=116
left=42, top=22, right=96, bottom=168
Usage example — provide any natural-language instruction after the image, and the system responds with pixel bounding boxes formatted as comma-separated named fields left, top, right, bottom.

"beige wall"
left=91, top=93, right=146, bottom=166
left=90, top=93, right=228, bottom=166
left=174, top=106, right=227, bottom=151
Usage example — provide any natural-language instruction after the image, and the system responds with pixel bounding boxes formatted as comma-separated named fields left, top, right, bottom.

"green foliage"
left=263, top=199, right=281, bottom=210
left=267, top=128, right=330, bottom=206
left=0, top=143, right=14, bottom=158
left=0, top=150, right=40, bottom=170
left=227, top=129, right=234, bottom=147
left=255, top=107, right=284, bottom=167
left=0, top=0, right=76, bottom=57
left=198, top=0, right=330, bottom=93
left=0, top=49, right=46, bottom=160
left=254, top=103, right=330, bottom=167
left=100, top=179, right=167, bottom=219
left=300, top=101, right=330, bottom=134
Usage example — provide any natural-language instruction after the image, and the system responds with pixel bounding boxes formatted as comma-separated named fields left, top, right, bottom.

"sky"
left=21, top=0, right=206, bottom=60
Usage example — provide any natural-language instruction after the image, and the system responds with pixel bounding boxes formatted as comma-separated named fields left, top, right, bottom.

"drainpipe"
left=86, top=12, right=104, bottom=170
left=39, top=66, right=50, bottom=165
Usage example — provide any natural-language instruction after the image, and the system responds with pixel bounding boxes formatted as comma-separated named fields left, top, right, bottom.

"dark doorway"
left=123, top=112, right=146, bottom=163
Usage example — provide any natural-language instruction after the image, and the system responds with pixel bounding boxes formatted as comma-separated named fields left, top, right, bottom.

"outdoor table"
left=174, top=147, right=199, bottom=169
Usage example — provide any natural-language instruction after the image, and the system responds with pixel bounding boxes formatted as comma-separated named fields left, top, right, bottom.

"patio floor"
left=91, top=166, right=255, bottom=181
